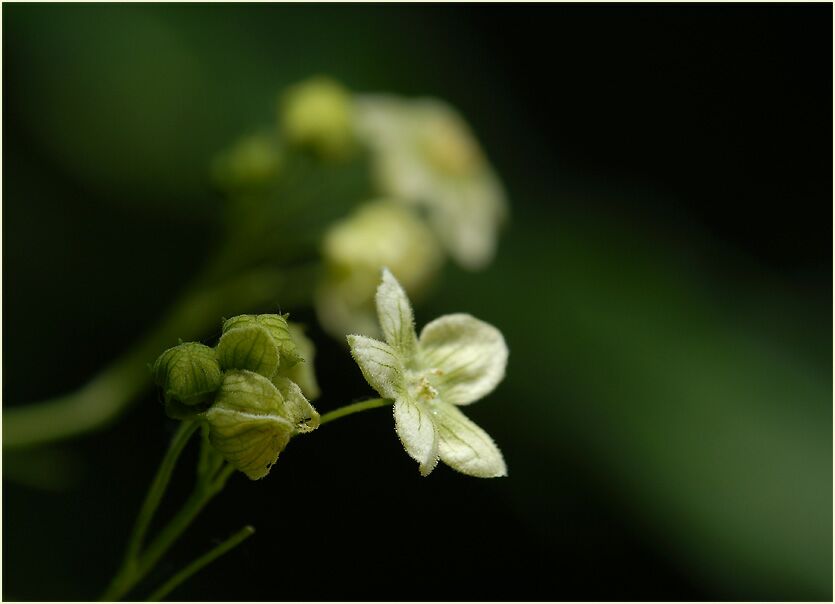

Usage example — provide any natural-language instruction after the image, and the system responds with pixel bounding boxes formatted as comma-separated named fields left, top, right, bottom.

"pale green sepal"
left=419, top=313, right=508, bottom=406
left=206, top=370, right=294, bottom=480
left=375, top=268, right=418, bottom=355
left=271, top=375, right=320, bottom=433
left=393, top=398, right=439, bottom=476
left=223, top=314, right=302, bottom=367
left=152, top=342, right=223, bottom=408
left=276, top=323, right=320, bottom=400
left=216, top=325, right=280, bottom=378
left=347, top=334, right=405, bottom=399
left=433, top=404, right=507, bottom=478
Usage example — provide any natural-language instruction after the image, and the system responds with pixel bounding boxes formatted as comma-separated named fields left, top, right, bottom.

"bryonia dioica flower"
left=348, top=269, right=508, bottom=477
left=315, top=200, right=443, bottom=338
left=354, top=95, right=507, bottom=271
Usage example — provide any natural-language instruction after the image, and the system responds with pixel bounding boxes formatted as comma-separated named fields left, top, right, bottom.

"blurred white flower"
left=315, top=201, right=444, bottom=338
left=354, top=94, right=508, bottom=270
left=348, top=269, right=508, bottom=478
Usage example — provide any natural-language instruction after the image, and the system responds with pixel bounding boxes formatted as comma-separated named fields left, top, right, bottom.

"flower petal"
left=428, top=176, right=506, bottom=271
left=355, top=94, right=507, bottom=272
left=434, top=403, right=506, bottom=478
left=419, top=313, right=508, bottom=405
left=375, top=268, right=418, bottom=354
left=347, top=335, right=405, bottom=399
left=393, top=398, right=439, bottom=476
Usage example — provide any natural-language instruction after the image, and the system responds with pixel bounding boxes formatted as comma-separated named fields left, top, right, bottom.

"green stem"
left=101, top=422, right=199, bottom=601
left=126, top=422, right=200, bottom=564
left=145, top=526, right=255, bottom=602
left=134, top=465, right=234, bottom=584
left=133, top=402, right=388, bottom=599
left=4, top=263, right=320, bottom=450
left=102, top=461, right=235, bottom=602
left=102, top=398, right=387, bottom=600
left=319, top=398, right=392, bottom=426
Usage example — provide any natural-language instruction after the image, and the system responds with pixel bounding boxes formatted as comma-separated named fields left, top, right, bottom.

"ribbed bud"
left=152, top=343, right=223, bottom=419
left=206, top=370, right=319, bottom=480
left=221, top=314, right=302, bottom=368
left=216, top=325, right=281, bottom=378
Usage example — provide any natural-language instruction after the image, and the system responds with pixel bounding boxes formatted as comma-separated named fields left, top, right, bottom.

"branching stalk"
left=145, top=526, right=255, bottom=602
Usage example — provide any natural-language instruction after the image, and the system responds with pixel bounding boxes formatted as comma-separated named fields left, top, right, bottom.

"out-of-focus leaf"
left=430, top=206, right=831, bottom=600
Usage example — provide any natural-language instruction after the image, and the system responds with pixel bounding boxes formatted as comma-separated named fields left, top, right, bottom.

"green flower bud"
left=206, top=370, right=319, bottom=480
left=216, top=325, right=281, bottom=378
left=152, top=343, right=223, bottom=418
left=211, top=132, right=281, bottom=192
left=280, top=76, right=354, bottom=159
left=222, top=314, right=302, bottom=367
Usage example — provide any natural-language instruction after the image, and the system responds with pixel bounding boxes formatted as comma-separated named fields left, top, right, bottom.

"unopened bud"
left=152, top=343, right=222, bottom=419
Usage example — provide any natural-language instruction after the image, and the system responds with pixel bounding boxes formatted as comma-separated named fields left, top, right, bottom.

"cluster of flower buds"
left=152, top=314, right=320, bottom=480
left=210, top=76, right=508, bottom=341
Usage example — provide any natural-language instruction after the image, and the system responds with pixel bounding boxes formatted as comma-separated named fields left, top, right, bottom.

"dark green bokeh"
left=4, top=3, right=831, bottom=601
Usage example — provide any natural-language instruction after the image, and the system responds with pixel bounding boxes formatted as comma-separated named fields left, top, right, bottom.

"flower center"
left=406, top=367, right=444, bottom=403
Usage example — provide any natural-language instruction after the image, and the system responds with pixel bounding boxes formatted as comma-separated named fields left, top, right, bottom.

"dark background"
left=3, top=3, right=832, bottom=601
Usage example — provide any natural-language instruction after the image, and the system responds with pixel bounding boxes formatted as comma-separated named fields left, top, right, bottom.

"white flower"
left=354, top=94, right=507, bottom=271
left=348, top=269, right=508, bottom=478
